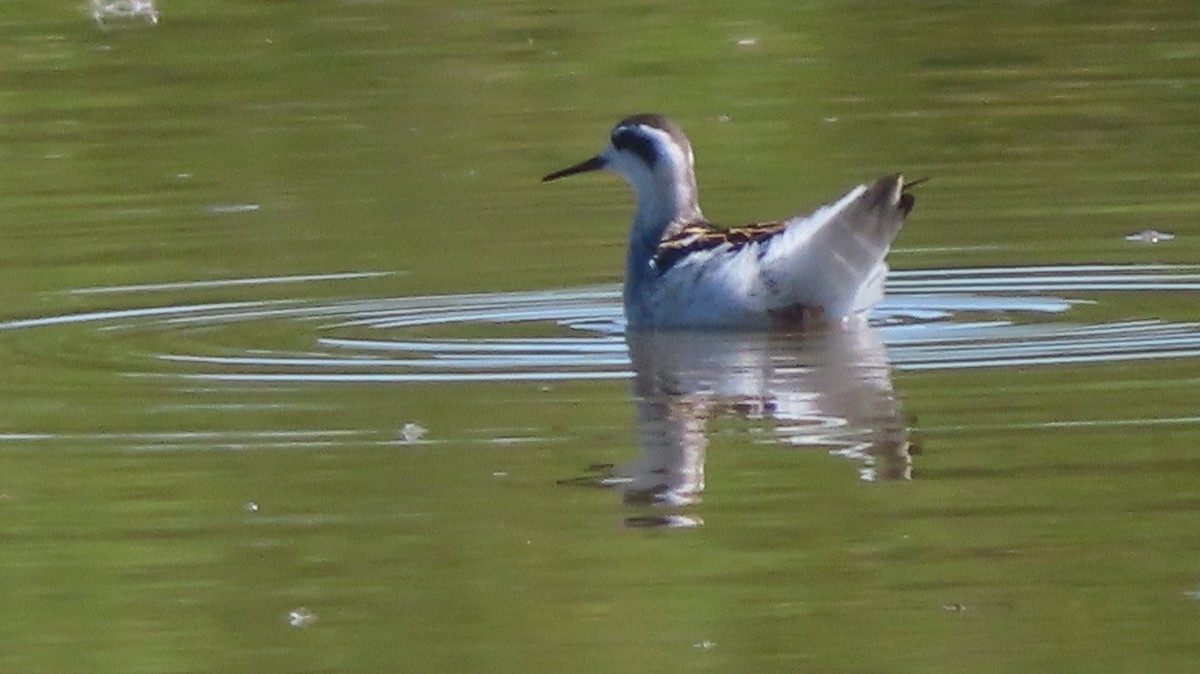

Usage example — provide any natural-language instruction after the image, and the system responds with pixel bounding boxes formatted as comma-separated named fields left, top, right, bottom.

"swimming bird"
left=543, top=114, right=920, bottom=329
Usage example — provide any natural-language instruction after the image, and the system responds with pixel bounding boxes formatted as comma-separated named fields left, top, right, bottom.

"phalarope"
left=543, top=114, right=921, bottom=329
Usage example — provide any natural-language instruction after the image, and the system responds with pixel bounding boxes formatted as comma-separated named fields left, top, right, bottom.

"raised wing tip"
left=893, top=175, right=929, bottom=217
left=883, top=172, right=926, bottom=214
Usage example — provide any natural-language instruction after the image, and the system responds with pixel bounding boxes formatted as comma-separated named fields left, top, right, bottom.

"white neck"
left=622, top=168, right=703, bottom=312
left=597, top=127, right=705, bottom=317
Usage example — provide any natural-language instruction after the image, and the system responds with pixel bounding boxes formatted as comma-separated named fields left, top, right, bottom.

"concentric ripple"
left=3, top=265, right=1199, bottom=383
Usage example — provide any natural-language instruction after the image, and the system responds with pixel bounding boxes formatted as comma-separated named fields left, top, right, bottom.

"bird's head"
left=543, top=114, right=702, bottom=224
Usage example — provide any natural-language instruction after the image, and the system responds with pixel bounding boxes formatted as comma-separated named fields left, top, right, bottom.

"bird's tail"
left=758, top=175, right=920, bottom=319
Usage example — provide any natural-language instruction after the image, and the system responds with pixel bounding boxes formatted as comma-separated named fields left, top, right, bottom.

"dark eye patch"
left=611, top=127, right=659, bottom=166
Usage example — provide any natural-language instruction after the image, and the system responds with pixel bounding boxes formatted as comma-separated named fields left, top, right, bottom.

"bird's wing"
left=646, top=176, right=919, bottom=326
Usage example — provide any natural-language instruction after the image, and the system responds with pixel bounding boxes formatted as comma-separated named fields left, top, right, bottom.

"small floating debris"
left=692, top=640, right=717, bottom=650
left=1125, top=229, right=1175, bottom=244
left=735, top=37, right=758, bottom=48
left=492, top=471, right=508, bottom=478
left=942, top=602, right=968, bottom=613
left=209, top=204, right=260, bottom=215
left=243, top=501, right=259, bottom=513
left=399, top=422, right=426, bottom=444
left=286, top=607, right=317, bottom=628
left=1184, top=587, right=1200, bottom=600
left=91, top=0, right=158, bottom=27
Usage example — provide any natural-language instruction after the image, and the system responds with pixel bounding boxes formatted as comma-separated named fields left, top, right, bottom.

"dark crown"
left=609, top=114, right=692, bottom=167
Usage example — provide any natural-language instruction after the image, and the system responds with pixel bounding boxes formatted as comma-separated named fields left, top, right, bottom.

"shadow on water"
left=3, top=264, right=1200, bottom=526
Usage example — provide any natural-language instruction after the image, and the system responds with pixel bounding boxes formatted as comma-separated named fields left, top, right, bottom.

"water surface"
left=2, top=2, right=1200, bottom=672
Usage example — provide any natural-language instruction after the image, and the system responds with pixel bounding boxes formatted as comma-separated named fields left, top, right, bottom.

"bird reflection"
left=565, top=324, right=913, bottom=528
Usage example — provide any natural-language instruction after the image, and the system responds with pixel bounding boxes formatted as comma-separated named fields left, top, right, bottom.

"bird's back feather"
left=644, top=175, right=916, bottom=327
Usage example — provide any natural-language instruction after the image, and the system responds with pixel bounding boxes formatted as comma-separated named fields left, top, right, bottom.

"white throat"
left=602, top=128, right=705, bottom=313
left=605, top=129, right=704, bottom=253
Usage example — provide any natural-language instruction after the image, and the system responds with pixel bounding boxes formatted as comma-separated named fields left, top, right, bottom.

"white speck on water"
left=693, top=640, right=717, bottom=650
left=942, top=602, right=968, bottom=613
left=1125, top=229, right=1175, bottom=244
left=286, top=607, right=317, bottom=627
left=175, top=173, right=191, bottom=179
left=244, top=501, right=259, bottom=513
left=735, top=37, right=757, bottom=48
left=399, top=422, right=426, bottom=444
left=716, top=114, right=732, bottom=123
left=823, top=117, right=840, bottom=123
left=209, top=204, right=260, bottom=214
left=492, top=471, right=508, bottom=478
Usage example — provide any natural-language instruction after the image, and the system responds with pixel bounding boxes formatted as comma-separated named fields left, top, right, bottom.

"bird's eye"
left=611, top=128, right=658, bottom=166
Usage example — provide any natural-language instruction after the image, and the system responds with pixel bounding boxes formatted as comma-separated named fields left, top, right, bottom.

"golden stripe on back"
left=653, top=220, right=787, bottom=273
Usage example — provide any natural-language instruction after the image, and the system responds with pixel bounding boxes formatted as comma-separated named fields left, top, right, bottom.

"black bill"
left=542, top=155, right=606, bottom=182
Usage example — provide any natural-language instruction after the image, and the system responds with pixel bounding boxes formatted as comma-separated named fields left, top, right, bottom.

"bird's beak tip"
left=541, top=155, right=606, bottom=183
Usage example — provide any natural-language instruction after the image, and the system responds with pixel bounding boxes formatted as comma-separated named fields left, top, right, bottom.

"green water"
left=3, top=1, right=1200, bottom=672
